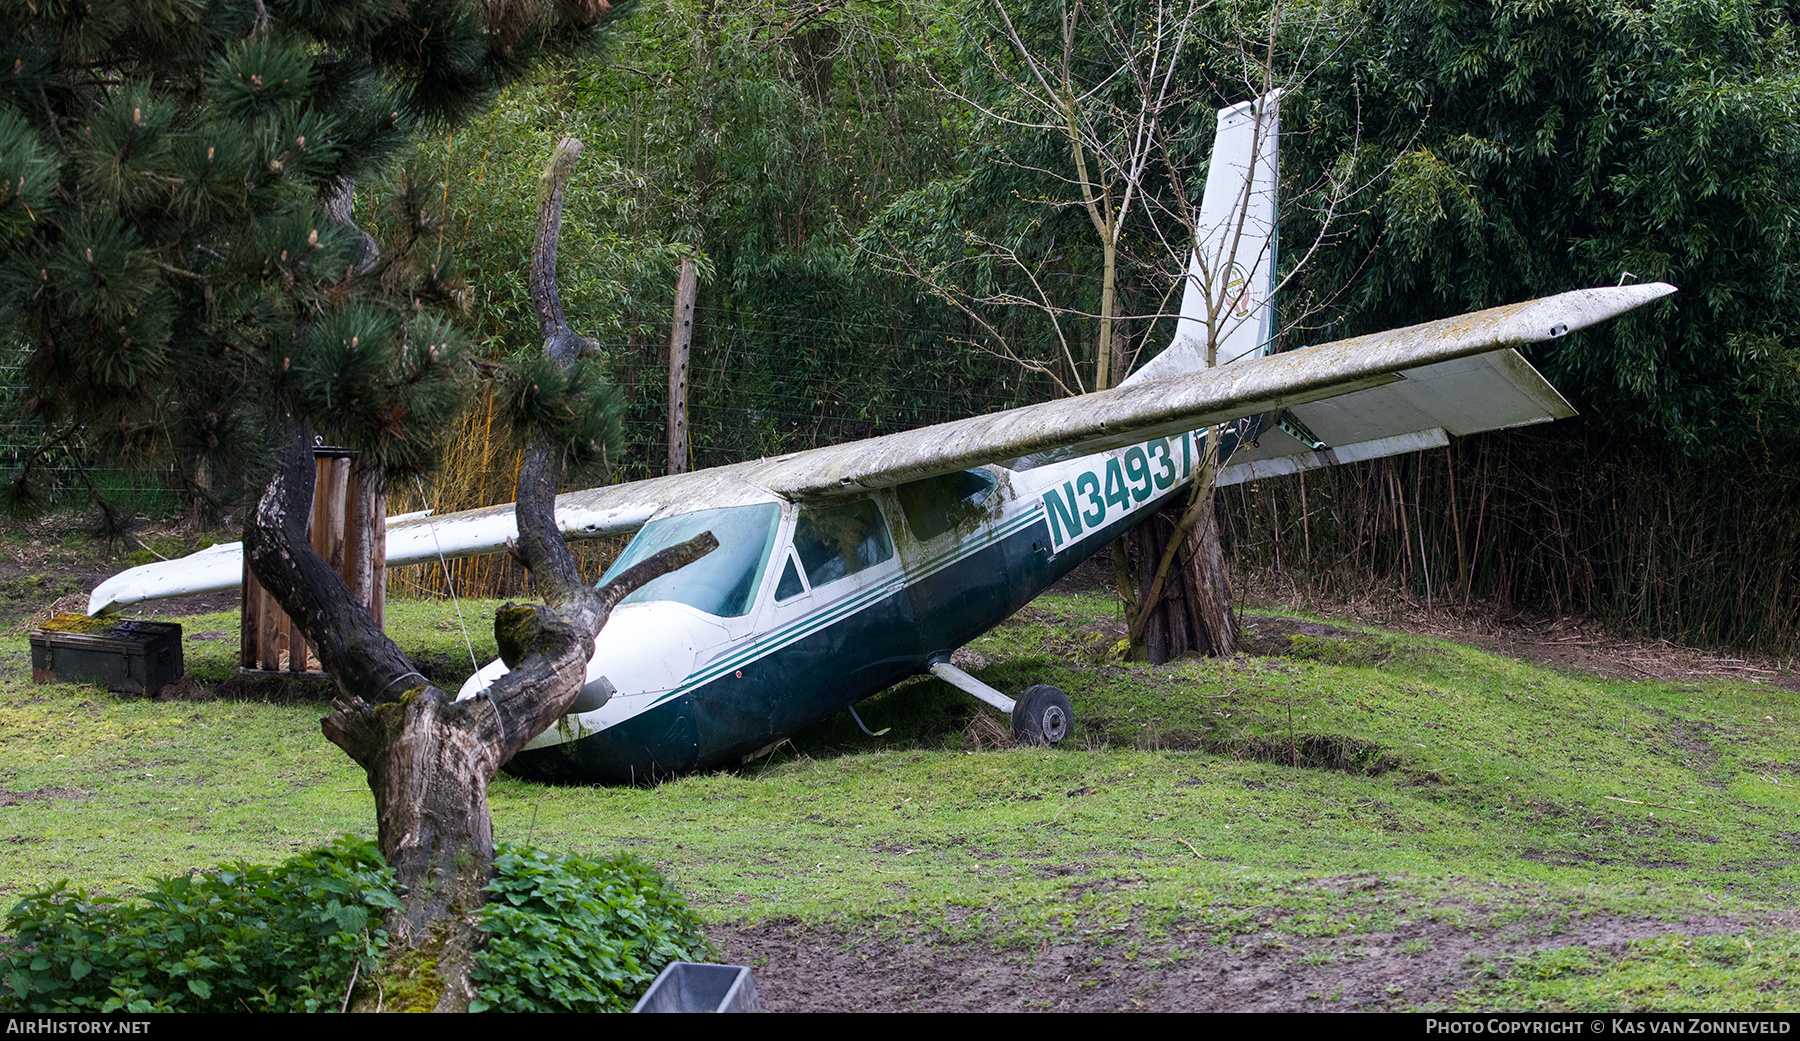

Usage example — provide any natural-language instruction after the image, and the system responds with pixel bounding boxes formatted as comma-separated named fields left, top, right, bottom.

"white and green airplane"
left=89, top=95, right=1675, bottom=783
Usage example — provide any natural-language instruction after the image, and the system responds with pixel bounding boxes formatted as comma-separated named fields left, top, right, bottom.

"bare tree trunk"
left=1129, top=519, right=1170, bottom=662
left=243, top=137, right=716, bottom=1012
left=320, top=178, right=380, bottom=277
left=1181, top=488, right=1238, bottom=656
left=245, top=419, right=709, bottom=1010
left=1125, top=428, right=1240, bottom=662
left=667, top=257, right=697, bottom=475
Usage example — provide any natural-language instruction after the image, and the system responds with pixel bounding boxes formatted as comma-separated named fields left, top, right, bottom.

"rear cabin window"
left=597, top=502, right=781, bottom=618
left=895, top=469, right=998, bottom=542
left=793, top=498, right=893, bottom=588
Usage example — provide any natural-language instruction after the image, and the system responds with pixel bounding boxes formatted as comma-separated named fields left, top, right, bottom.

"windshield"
left=597, top=502, right=782, bottom=618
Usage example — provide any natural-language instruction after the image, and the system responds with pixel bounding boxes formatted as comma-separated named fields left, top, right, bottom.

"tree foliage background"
left=1226, top=0, right=1800, bottom=649
left=1286, top=0, right=1800, bottom=457
left=7, top=0, right=1800, bottom=648
left=0, top=0, right=623, bottom=521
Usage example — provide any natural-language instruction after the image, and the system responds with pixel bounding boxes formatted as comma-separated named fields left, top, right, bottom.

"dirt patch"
left=711, top=910, right=1799, bottom=1011
left=1225, top=732, right=1401, bottom=776
left=0, top=788, right=85, bottom=806
left=152, top=675, right=212, bottom=702
left=208, top=671, right=336, bottom=704
left=1236, top=616, right=1356, bottom=656
left=0, top=515, right=239, bottom=633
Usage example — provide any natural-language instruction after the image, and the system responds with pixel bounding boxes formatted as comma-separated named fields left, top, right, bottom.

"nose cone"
left=584, top=601, right=728, bottom=704
left=456, top=601, right=729, bottom=746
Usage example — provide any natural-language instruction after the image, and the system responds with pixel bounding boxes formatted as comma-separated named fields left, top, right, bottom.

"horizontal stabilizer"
left=85, top=542, right=248, bottom=615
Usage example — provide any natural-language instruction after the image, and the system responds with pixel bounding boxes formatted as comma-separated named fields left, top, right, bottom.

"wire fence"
left=0, top=345, right=193, bottom=514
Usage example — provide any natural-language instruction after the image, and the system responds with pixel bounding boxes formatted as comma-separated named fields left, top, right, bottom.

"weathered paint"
left=493, top=423, right=1235, bottom=783
left=506, top=493, right=1087, bottom=783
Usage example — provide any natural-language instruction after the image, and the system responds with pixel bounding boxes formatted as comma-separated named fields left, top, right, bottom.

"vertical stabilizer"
left=1124, top=92, right=1279, bottom=387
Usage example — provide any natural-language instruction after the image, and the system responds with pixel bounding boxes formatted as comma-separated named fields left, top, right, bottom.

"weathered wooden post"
left=240, top=446, right=385, bottom=674
left=667, top=257, right=698, bottom=475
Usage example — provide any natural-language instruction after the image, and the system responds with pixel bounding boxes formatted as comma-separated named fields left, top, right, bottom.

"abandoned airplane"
left=88, top=95, right=1676, bottom=782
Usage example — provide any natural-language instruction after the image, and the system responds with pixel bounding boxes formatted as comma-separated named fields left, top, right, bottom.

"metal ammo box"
left=30, top=615, right=184, bottom=696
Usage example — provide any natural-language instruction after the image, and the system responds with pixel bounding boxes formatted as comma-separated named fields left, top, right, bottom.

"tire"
left=1011, top=684, right=1072, bottom=747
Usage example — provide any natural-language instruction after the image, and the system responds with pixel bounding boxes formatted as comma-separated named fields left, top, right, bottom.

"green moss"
left=493, top=602, right=539, bottom=668
left=33, top=612, right=115, bottom=634
left=362, top=947, right=444, bottom=1013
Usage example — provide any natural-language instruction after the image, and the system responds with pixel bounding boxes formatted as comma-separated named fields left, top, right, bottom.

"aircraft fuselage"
left=461, top=424, right=1250, bottom=784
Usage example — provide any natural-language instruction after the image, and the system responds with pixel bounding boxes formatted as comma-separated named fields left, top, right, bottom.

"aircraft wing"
left=88, top=282, right=1674, bottom=615
left=749, top=282, right=1672, bottom=495
left=86, top=474, right=682, bottom=615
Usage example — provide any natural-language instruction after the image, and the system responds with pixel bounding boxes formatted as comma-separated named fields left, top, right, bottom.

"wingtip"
left=1515, top=282, right=1678, bottom=342
left=1621, top=280, right=1679, bottom=301
left=86, top=586, right=120, bottom=617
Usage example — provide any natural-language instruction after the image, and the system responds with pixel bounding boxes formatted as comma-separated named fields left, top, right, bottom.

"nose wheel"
left=1011, top=684, right=1071, bottom=746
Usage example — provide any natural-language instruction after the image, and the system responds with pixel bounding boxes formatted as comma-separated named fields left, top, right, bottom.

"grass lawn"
left=3, top=587, right=1797, bottom=1011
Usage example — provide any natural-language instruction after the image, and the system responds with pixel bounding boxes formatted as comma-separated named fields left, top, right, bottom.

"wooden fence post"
left=667, top=257, right=698, bottom=475
left=241, top=446, right=385, bottom=674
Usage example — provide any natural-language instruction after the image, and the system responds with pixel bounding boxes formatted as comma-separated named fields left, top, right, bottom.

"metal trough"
left=631, top=962, right=760, bottom=1013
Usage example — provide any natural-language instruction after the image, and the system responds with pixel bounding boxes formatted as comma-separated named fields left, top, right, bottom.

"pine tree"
left=1, top=0, right=626, bottom=503
left=0, top=1, right=701, bottom=1009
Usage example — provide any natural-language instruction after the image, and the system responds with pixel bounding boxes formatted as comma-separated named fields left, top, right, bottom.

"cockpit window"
left=793, top=498, right=893, bottom=588
left=895, top=469, right=998, bottom=542
left=598, top=502, right=781, bottom=618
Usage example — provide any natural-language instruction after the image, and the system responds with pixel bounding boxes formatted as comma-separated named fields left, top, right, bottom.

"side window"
left=775, top=554, right=806, bottom=601
left=895, top=469, right=998, bottom=542
left=793, top=498, right=893, bottom=588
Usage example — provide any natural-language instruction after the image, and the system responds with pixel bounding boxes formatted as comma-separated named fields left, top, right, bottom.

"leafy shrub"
left=2, top=839, right=710, bottom=1014
left=1, top=836, right=397, bottom=1013
left=470, top=844, right=714, bottom=1013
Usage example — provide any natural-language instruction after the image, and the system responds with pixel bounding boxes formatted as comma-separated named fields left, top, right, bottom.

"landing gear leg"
left=928, top=662, right=1074, bottom=748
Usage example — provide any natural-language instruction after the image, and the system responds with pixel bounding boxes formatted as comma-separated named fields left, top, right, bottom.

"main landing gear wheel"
left=1012, top=684, right=1072, bottom=747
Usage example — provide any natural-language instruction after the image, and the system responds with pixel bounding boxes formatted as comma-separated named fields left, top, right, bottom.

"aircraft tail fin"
left=1115, top=89, right=1588, bottom=488
left=1123, top=91, right=1280, bottom=388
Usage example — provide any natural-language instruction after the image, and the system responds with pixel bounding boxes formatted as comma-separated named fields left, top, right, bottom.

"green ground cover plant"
left=0, top=835, right=710, bottom=1013
left=470, top=845, right=714, bottom=1013
left=1, top=837, right=394, bottom=1013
